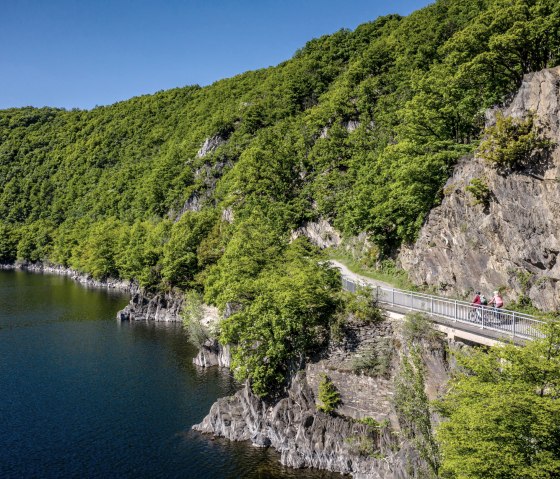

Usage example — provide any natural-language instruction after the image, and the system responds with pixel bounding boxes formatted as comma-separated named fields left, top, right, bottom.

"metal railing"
left=341, top=276, right=544, bottom=341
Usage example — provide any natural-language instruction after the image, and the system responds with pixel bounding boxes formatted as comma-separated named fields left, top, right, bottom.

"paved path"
left=328, top=260, right=394, bottom=290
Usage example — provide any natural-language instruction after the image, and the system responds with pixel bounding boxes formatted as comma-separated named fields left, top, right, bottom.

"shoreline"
left=0, top=261, right=138, bottom=295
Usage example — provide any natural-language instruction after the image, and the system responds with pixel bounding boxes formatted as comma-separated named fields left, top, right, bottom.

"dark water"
left=0, top=271, right=340, bottom=479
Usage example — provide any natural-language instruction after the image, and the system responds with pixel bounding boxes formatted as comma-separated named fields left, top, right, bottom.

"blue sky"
left=1, top=0, right=431, bottom=110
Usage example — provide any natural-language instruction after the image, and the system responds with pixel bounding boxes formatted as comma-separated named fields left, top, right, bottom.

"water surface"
left=0, top=270, right=340, bottom=478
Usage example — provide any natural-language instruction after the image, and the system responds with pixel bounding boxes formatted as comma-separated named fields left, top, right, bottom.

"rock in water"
left=116, top=289, right=184, bottom=322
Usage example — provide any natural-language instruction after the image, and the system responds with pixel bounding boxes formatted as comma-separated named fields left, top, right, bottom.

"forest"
left=2, top=1, right=560, bottom=474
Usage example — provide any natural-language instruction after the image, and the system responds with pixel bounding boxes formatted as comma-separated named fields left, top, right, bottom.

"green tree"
left=219, top=239, right=339, bottom=398
left=317, top=374, right=341, bottom=413
left=478, top=112, right=552, bottom=169
left=436, top=321, right=560, bottom=479
left=0, top=222, right=19, bottom=263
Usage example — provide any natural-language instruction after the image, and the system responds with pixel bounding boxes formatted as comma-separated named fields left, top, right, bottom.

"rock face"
left=117, top=289, right=184, bottom=322
left=196, top=134, right=226, bottom=158
left=193, top=339, right=231, bottom=368
left=291, top=219, right=342, bottom=249
left=194, top=318, right=450, bottom=478
left=307, top=319, right=397, bottom=425
left=400, top=67, right=560, bottom=311
left=194, top=373, right=417, bottom=479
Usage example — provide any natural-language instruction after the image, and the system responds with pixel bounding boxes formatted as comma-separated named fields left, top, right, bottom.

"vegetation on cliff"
left=1, top=0, right=560, bottom=397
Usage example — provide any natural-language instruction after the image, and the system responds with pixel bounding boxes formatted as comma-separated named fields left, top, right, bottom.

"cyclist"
left=489, top=290, right=504, bottom=323
left=471, top=291, right=482, bottom=322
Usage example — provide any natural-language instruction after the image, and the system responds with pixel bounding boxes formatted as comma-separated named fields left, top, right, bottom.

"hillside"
left=401, top=67, right=560, bottom=311
left=1, top=0, right=560, bottom=396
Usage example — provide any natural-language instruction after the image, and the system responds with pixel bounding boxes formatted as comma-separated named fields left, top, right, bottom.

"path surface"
left=328, top=260, right=394, bottom=290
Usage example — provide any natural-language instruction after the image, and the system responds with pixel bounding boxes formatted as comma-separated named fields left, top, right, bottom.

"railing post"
left=512, top=312, right=516, bottom=338
left=376, top=285, right=380, bottom=303
left=410, top=292, right=413, bottom=310
left=430, top=297, right=433, bottom=315
left=454, top=300, right=457, bottom=321
left=481, top=307, right=485, bottom=330
left=392, top=288, right=395, bottom=306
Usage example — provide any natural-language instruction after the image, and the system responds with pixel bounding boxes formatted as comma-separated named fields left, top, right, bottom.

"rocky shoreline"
left=116, top=289, right=185, bottom=322
left=1, top=260, right=445, bottom=478
left=193, top=317, right=451, bottom=478
left=0, top=261, right=137, bottom=293
left=193, top=372, right=417, bottom=479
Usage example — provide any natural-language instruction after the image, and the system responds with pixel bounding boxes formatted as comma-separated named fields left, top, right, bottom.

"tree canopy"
left=436, top=322, right=560, bottom=479
left=1, top=0, right=560, bottom=395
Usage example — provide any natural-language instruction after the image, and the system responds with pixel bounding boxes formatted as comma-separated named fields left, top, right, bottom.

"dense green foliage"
left=2, top=0, right=560, bottom=395
left=436, top=321, right=560, bottom=478
left=181, top=290, right=209, bottom=348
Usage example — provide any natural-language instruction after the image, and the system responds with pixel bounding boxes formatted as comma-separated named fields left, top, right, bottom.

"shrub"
left=465, top=177, right=491, bottom=207
left=330, top=312, right=347, bottom=343
left=316, top=374, right=341, bottom=414
left=345, top=289, right=385, bottom=324
left=181, top=290, right=209, bottom=348
left=346, top=434, right=380, bottom=457
left=358, top=417, right=390, bottom=428
left=402, top=313, right=440, bottom=343
left=478, top=112, right=552, bottom=169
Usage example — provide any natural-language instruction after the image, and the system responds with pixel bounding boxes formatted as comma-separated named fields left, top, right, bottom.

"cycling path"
left=328, top=259, right=394, bottom=290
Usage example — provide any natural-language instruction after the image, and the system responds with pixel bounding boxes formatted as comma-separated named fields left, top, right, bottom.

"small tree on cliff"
left=478, top=112, right=553, bottom=170
left=317, top=374, right=341, bottom=414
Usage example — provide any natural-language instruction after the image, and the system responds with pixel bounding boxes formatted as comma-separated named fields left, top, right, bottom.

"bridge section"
left=341, top=276, right=544, bottom=345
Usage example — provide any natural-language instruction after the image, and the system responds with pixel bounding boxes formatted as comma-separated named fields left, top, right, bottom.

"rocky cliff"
left=193, top=316, right=451, bottom=478
left=400, top=67, right=560, bottom=311
left=117, top=289, right=184, bottom=322
left=192, top=339, right=231, bottom=368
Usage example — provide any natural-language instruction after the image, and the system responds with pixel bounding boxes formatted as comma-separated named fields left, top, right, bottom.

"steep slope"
left=400, top=67, right=560, bottom=311
left=1, top=0, right=560, bottom=403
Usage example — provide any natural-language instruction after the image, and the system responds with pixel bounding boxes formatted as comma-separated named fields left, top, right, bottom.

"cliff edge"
left=400, top=67, right=560, bottom=311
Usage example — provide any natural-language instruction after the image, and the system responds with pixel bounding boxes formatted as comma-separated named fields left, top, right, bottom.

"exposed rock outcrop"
left=196, top=134, right=226, bottom=158
left=194, top=372, right=418, bottom=479
left=174, top=159, right=232, bottom=219
left=194, top=317, right=451, bottom=478
left=291, top=219, right=342, bottom=249
left=192, top=303, right=233, bottom=367
left=193, top=339, right=231, bottom=368
left=117, top=289, right=184, bottom=322
left=400, top=67, right=560, bottom=311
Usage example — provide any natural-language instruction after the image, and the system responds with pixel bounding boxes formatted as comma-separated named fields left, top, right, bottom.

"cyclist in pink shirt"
left=489, top=291, right=504, bottom=308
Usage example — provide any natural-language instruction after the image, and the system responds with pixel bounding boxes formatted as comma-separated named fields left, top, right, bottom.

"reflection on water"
left=0, top=271, right=342, bottom=479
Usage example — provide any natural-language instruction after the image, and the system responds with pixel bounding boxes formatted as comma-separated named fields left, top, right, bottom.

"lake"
left=0, top=270, right=340, bottom=479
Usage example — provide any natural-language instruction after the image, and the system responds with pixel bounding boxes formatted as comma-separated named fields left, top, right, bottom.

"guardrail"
left=341, top=276, right=544, bottom=341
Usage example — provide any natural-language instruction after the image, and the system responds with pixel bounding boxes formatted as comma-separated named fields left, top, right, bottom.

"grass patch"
left=326, top=247, right=416, bottom=290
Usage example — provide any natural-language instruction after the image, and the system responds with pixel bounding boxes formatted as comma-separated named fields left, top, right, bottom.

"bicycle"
left=468, top=306, right=483, bottom=323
